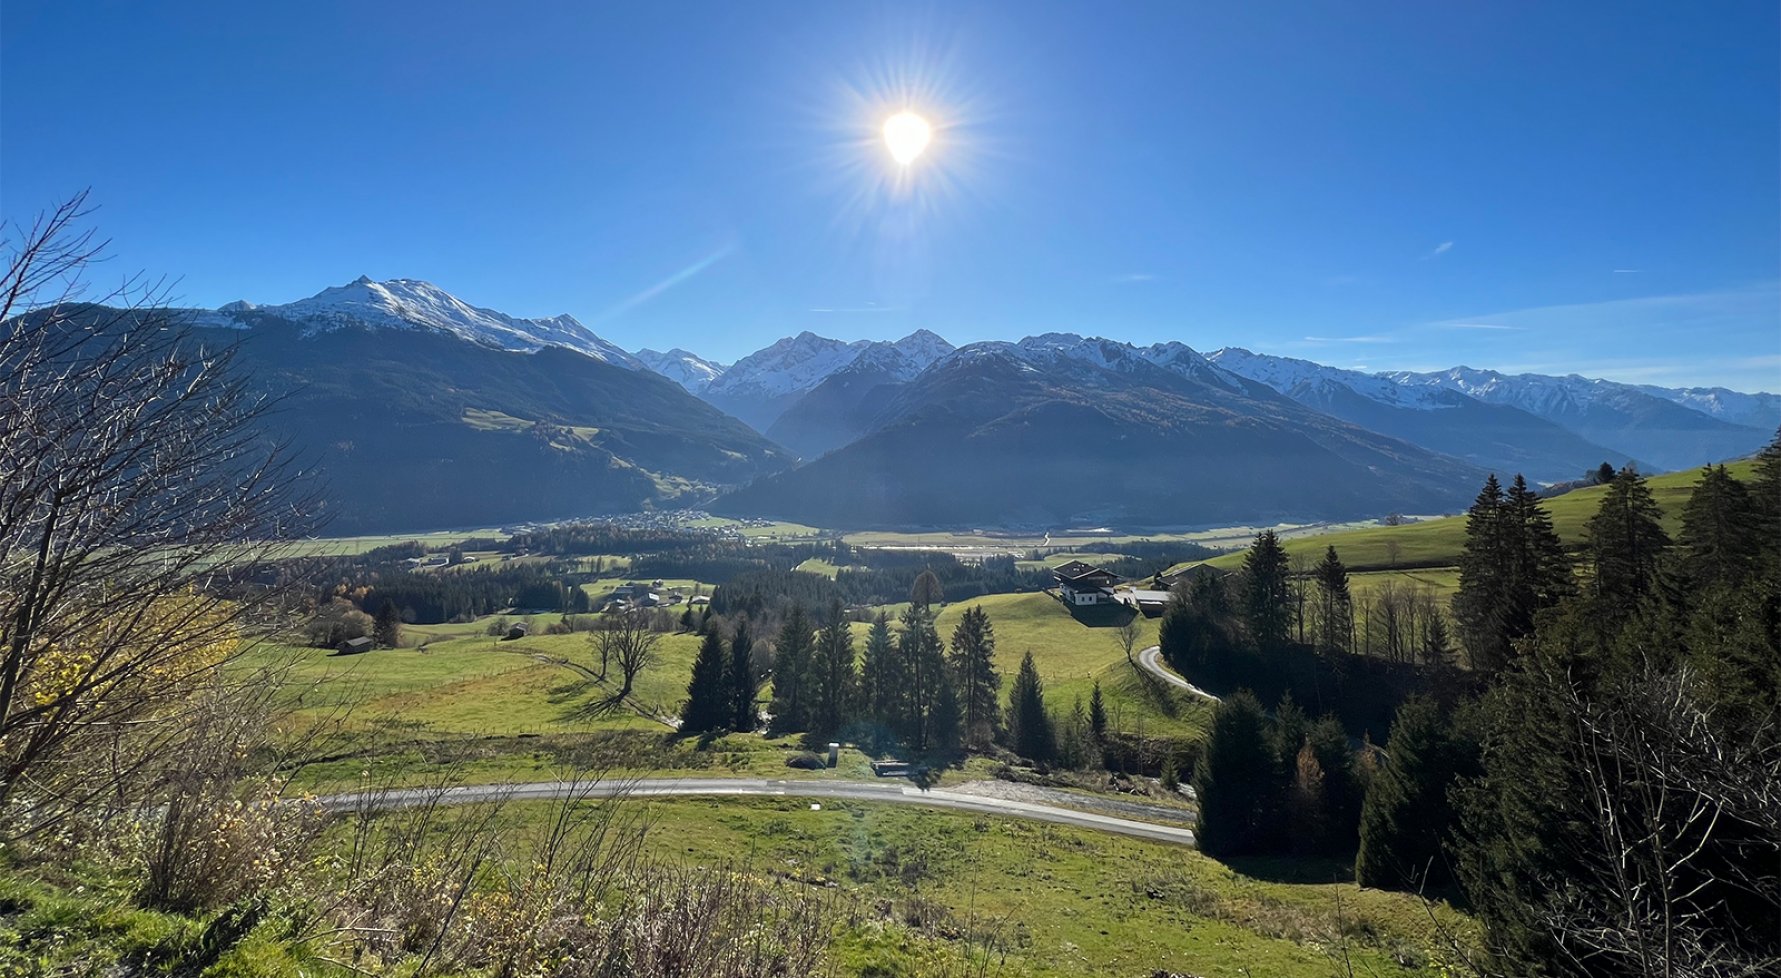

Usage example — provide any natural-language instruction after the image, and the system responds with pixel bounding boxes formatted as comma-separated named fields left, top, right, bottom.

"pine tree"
left=1194, top=690, right=1279, bottom=856
left=727, top=617, right=758, bottom=732
left=1677, top=464, right=1759, bottom=591
left=1056, top=697, right=1095, bottom=770
left=1595, top=461, right=1616, bottom=485
left=1312, top=546, right=1353, bottom=653
left=1586, top=466, right=1671, bottom=617
left=809, top=598, right=857, bottom=738
left=1241, top=531, right=1292, bottom=649
left=1088, top=681, right=1108, bottom=740
left=1420, top=610, right=1453, bottom=666
left=860, top=612, right=900, bottom=737
left=680, top=630, right=732, bottom=733
left=373, top=599, right=402, bottom=648
left=1007, top=651, right=1054, bottom=763
left=1355, top=697, right=1475, bottom=891
left=768, top=604, right=814, bottom=734
left=947, top=605, right=1001, bottom=746
left=1273, top=691, right=1307, bottom=764
left=1454, top=475, right=1512, bottom=670
left=1754, top=431, right=1781, bottom=584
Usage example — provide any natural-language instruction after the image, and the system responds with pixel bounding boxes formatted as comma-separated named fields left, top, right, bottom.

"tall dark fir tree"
left=947, top=605, right=1001, bottom=747
left=680, top=630, right=732, bottom=733
left=1241, top=530, right=1292, bottom=650
left=727, top=617, right=759, bottom=732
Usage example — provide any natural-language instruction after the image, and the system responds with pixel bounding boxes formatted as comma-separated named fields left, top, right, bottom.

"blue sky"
left=4, top=2, right=1777, bottom=390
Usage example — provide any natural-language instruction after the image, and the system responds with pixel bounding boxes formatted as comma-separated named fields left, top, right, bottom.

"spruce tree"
left=1585, top=466, right=1670, bottom=617
left=1677, top=464, right=1759, bottom=591
left=1287, top=742, right=1330, bottom=855
left=1007, top=651, right=1054, bottom=763
left=1194, top=690, right=1279, bottom=856
left=929, top=676, right=962, bottom=753
left=809, top=598, right=857, bottom=738
left=860, top=612, right=900, bottom=737
left=1088, top=681, right=1108, bottom=740
left=727, top=617, right=758, bottom=732
left=768, top=604, right=814, bottom=734
left=1753, top=431, right=1781, bottom=583
left=1503, top=474, right=1573, bottom=642
left=1241, top=530, right=1292, bottom=649
left=1355, top=697, right=1475, bottom=891
left=680, top=630, right=732, bottom=733
left=1454, top=475, right=1511, bottom=670
left=898, top=604, right=948, bottom=749
left=1312, top=546, right=1353, bottom=653
left=373, top=599, right=402, bottom=649
left=947, top=605, right=1001, bottom=746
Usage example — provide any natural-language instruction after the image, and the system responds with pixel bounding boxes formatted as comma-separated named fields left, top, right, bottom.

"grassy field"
left=933, top=592, right=1210, bottom=741
left=1191, top=461, right=1752, bottom=574
left=437, top=795, right=1474, bottom=977
left=840, top=519, right=1387, bottom=557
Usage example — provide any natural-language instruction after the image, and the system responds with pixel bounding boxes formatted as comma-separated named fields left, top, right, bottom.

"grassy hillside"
left=1195, top=461, right=1754, bottom=573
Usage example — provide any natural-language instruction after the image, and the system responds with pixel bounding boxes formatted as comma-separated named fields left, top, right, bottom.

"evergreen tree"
left=1355, top=697, right=1476, bottom=891
left=1272, top=691, right=1307, bottom=764
left=680, top=630, right=732, bottom=733
left=767, top=604, right=814, bottom=734
left=1677, top=464, right=1759, bottom=591
left=1194, top=690, right=1279, bottom=856
left=929, top=676, right=963, bottom=753
left=727, top=617, right=759, bottom=732
left=1754, top=431, right=1781, bottom=584
left=897, top=604, right=949, bottom=749
left=1312, top=546, right=1353, bottom=653
left=947, top=605, right=1001, bottom=746
left=1307, top=715, right=1361, bottom=852
left=1241, top=531, right=1292, bottom=649
left=909, top=568, right=944, bottom=609
left=1007, top=651, right=1054, bottom=763
left=1503, top=474, right=1573, bottom=642
left=1088, top=681, right=1108, bottom=740
left=373, top=599, right=402, bottom=648
left=1454, top=475, right=1512, bottom=670
left=1056, top=697, right=1095, bottom=769
left=860, top=612, right=900, bottom=737
left=809, top=598, right=857, bottom=738
left=1594, top=461, right=1616, bottom=485
left=1585, top=466, right=1671, bottom=617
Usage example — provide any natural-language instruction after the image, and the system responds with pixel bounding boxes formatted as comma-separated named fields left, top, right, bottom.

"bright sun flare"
left=882, top=111, right=932, bottom=165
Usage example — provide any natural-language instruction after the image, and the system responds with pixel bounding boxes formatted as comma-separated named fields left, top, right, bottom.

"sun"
left=882, top=111, right=932, bottom=165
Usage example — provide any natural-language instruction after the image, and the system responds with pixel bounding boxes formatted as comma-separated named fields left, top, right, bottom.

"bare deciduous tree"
left=0, top=194, right=311, bottom=836
left=592, top=606, right=662, bottom=699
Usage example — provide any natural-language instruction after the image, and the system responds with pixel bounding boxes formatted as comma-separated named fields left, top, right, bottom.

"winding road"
left=1135, top=645, right=1221, bottom=702
left=320, top=776, right=1197, bottom=848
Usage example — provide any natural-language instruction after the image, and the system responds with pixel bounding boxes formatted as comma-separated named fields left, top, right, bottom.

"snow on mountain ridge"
left=636, top=348, right=727, bottom=393
left=1211, top=348, right=1457, bottom=410
left=207, top=277, right=643, bottom=367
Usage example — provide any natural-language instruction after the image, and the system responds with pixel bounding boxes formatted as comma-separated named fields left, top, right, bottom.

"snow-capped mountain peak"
left=1212, top=348, right=1458, bottom=410
left=205, top=277, right=642, bottom=367
left=636, top=348, right=727, bottom=393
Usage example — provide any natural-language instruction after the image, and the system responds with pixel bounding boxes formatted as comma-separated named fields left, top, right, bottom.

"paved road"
left=320, top=777, right=1197, bottom=848
left=1136, top=645, right=1222, bottom=702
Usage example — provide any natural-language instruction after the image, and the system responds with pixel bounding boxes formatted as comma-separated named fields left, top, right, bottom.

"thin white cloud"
left=589, top=243, right=735, bottom=325
left=1112, top=273, right=1157, bottom=284
left=1613, top=268, right=1641, bottom=274
left=1425, top=241, right=1454, bottom=259
left=1444, top=322, right=1526, bottom=331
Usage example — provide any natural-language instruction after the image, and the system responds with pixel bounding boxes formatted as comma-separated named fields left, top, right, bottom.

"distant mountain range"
left=53, top=275, right=1766, bottom=534
left=653, top=330, right=1775, bottom=484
